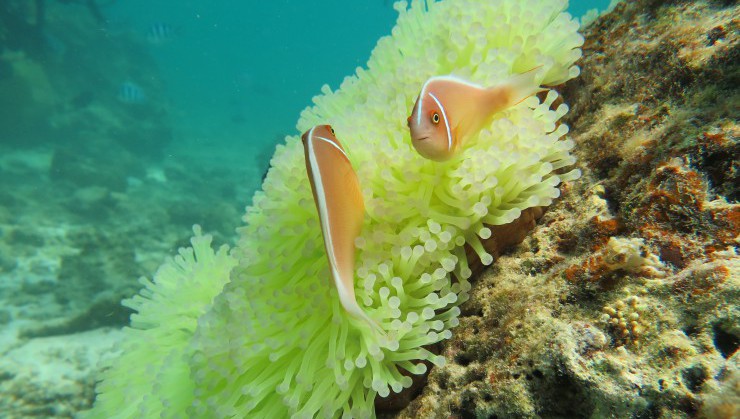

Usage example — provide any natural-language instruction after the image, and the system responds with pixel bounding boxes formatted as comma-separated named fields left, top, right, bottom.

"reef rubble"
left=395, top=0, right=738, bottom=418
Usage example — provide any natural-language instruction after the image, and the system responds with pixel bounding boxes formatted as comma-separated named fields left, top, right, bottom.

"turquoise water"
left=0, top=0, right=611, bottom=416
left=106, top=0, right=610, bottom=160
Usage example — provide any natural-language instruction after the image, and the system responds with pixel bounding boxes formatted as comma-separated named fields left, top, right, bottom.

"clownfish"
left=301, top=125, right=379, bottom=331
left=407, top=67, right=544, bottom=161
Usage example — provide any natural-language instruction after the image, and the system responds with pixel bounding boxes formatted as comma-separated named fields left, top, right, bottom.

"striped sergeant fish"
left=146, top=22, right=176, bottom=44
left=117, top=81, right=145, bottom=104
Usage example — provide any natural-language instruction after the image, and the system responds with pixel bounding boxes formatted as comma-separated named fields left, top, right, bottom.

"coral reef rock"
left=396, top=1, right=739, bottom=418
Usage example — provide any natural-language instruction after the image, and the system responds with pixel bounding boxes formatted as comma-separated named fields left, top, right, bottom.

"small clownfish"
left=407, top=67, right=545, bottom=161
left=301, top=125, right=380, bottom=331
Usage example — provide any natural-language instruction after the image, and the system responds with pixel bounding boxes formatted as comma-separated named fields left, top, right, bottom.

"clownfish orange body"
left=301, top=125, right=379, bottom=330
left=407, top=67, right=544, bottom=161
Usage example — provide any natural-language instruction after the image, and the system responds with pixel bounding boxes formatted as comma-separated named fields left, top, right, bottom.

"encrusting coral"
left=393, top=0, right=738, bottom=417
left=564, top=236, right=665, bottom=284
left=86, top=0, right=583, bottom=417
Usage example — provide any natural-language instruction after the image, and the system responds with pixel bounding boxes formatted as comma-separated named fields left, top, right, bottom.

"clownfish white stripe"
left=415, top=78, right=432, bottom=126
left=306, top=132, right=338, bottom=280
left=430, top=74, right=483, bottom=89
left=415, top=92, right=423, bottom=126
left=306, top=126, right=317, bottom=144
left=428, top=92, right=452, bottom=152
left=314, top=136, right=350, bottom=161
left=307, top=131, right=356, bottom=319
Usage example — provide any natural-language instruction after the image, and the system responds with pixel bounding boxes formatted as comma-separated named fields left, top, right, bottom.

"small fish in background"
left=146, top=22, right=177, bottom=44
left=117, top=81, right=146, bottom=104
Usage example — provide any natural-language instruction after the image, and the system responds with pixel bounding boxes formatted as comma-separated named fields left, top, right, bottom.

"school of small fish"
left=302, top=70, right=543, bottom=322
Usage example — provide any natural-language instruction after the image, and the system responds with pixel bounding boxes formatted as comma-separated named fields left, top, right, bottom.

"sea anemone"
left=89, top=226, right=235, bottom=416
left=87, top=0, right=583, bottom=418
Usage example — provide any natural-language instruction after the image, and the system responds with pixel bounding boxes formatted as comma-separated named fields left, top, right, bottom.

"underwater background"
left=2, top=0, right=738, bottom=418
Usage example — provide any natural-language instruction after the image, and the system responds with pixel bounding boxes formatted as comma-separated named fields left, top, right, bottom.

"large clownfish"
left=407, top=67, right=544, bottom=161
left=301, top=125, right=379, bottom=331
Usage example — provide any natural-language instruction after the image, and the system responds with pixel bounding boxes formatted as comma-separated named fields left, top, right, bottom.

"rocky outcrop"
left=397, top=1, right=739, bottom=418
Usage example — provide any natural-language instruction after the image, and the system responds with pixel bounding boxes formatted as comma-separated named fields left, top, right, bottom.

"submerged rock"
left=397, top=0, right=739, bottom=418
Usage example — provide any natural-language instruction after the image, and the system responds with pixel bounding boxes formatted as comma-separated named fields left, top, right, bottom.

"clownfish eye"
left=431, top=112, right=440, bottom=124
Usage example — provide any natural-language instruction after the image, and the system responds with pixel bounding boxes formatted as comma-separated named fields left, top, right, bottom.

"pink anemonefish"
left=301, top=125, right=379, bottom=331
left=407, top=67, right=545, bottom=161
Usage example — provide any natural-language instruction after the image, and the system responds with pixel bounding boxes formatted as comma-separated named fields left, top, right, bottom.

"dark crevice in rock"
left=681, top=365, right=708, bottom=393
left=712, top=323, right=739, bottom=358
left=533, top=371, right=594, bottom=419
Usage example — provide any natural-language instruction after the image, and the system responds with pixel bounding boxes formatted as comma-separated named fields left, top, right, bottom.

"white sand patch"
left=0, top=328, right=124, bottom=417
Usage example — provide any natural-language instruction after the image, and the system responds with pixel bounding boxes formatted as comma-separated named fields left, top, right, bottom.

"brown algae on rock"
left=396, top=0, right=739, bottom=418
